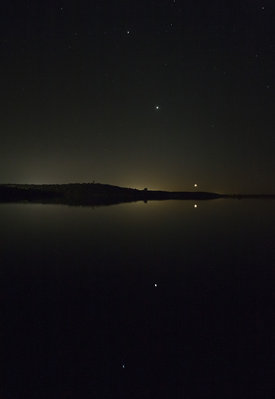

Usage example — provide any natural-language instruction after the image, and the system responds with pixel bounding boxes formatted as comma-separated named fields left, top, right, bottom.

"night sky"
left=1, top=0, right=274, bottom=193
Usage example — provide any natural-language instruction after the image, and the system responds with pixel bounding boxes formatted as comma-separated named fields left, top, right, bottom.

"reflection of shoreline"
left=0, top=184, right=274, bottom=207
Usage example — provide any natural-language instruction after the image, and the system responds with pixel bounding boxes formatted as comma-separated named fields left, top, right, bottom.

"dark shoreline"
left=0, top=183, right=274, bottom=206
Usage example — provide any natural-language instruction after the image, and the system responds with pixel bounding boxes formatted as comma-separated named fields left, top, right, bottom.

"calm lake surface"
left=0, top=200, right=274, bottom=398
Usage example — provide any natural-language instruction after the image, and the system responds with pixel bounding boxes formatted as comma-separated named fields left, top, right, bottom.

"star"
left=194, top=204, right=198, bottom=208
left=126, top=30, right=130, bottom=35
left=154, top=283, right=158, bottom=287
left=194, top=184, right=198, bottom=188
left=155, top=105, right=160, bottom=110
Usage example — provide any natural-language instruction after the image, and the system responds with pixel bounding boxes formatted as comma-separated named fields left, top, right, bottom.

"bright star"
left=194, top=204, right=198, bottom=208
left=194, top=184, right=198, bottom=187
left=155, top=105, right=160, bottom=110
left=154, top=283, right=158, bottom=287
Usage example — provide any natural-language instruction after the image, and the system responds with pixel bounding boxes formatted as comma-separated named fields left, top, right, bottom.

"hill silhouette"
left=0, top=183, right=223, bottom=206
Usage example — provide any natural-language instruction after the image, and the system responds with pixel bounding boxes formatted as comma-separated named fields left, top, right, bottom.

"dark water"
left=0, top=200, right=274, bottom=398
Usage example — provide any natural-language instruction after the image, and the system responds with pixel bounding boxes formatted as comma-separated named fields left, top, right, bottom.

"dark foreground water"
left=0, top=199, right=274, bottom=398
